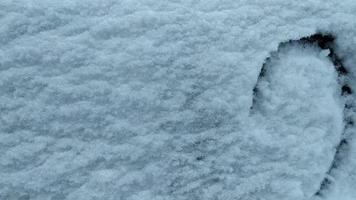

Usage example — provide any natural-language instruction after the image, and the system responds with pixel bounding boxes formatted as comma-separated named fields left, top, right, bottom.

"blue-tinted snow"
left=1, top=0, right=356, bottom=199
left=252, top=44, right=344, bottom=199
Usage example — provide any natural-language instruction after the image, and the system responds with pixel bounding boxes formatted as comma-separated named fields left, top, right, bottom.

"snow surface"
left=1, top=0, right=356, bottom=200
left=252, top=43, right=344, bottom=199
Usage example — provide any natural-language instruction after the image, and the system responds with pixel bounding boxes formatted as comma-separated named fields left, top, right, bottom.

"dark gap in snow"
left=315, top=138, right=350, bottom=197
left=342, top=85, right=352, bottom=95
left=330, top=139, right=349, bottom=170
left=346, top=117, right=354, bottom=126
left=299, top=33, right=334, bottom=49
left=251, top=33, right=353, bottom=197
left=196, top=155, right=205, bottom=161
left=309, top=34, right=352, bottom=197
left=299, top=33, right=349, bottom=76
left=315, top=178, right=332, bottom=196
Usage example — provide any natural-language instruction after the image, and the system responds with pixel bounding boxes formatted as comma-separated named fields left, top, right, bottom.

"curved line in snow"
left=251, top=33, right=353, bottom=198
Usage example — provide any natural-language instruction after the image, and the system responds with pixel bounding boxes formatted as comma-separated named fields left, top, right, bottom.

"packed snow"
left=1, top=0, right=356, bottom=200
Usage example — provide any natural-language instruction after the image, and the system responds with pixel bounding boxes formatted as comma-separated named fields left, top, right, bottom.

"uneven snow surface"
left=1, top=1, right=356, bottom=200
left=252, top=44, right=344, bottom=199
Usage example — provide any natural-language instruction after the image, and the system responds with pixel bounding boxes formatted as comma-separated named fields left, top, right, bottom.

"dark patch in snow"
left=315, top=138, right=350, bottom=197
left=300, top=34, right=349, bottom=75
left=342, top=85, right=352, bottom=95
left=196, top=155, right=205, bottom=161
left=315, top=178, right=332, bottom=196
left=300, top=33, right=335, bottom=49
left=305, top=33, right=353, bottom=197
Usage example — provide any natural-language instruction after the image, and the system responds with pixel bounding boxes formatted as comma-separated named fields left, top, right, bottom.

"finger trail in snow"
left=251, top=34, right=348, bottom=199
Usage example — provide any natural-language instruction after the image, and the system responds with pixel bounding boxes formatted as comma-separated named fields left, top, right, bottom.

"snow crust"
left=1, top=0, right=356, bottom=199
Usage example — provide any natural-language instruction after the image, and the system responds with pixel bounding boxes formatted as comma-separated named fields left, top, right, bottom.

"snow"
left=1, top=0, right=356, bottom=199
left=252, top=43, right=344, bottom=199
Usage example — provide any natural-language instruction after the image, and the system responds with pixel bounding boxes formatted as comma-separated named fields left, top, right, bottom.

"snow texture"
left=252, top=43, right=344, bottom=199
left=1, top=0, right=356, bottom=200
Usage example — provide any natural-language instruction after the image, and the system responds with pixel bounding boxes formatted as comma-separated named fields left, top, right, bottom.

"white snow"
left=252, top=43, right=344, bottom=199
left=1, top=0, right=356, bottom=200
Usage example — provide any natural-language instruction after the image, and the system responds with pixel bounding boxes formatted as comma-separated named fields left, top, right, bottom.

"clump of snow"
left=1, top=0, right=356, bottom=200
